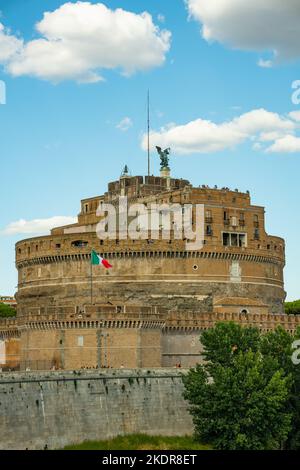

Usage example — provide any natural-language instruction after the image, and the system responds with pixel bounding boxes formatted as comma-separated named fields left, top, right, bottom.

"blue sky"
left=0, top=0, right=300, bottom=300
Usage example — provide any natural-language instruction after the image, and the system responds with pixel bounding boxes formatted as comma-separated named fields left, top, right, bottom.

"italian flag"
left=91, top=250, right=112, bottom=269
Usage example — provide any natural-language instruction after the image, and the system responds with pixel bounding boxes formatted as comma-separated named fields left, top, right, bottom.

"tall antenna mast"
left=147, top=89, right=150, bottom=176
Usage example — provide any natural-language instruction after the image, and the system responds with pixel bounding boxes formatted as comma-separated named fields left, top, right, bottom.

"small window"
left=205, top=210, right=212, bottom=222
left=77, top=336, right=84, bottom=347
left=239, top=234, right=246, bottom=247
left=240, top=309, right=249, bottom=315
left=231, top=233, right=238, bottom=246
left=56, top=243, right=61, bottom=249
left=84, top=204, right=89, bottom=213
left=223, top=233, right=230, bottom=246
left=72, top=240, right=88, bottom=248
left=206, top=225, right=213, bottom=236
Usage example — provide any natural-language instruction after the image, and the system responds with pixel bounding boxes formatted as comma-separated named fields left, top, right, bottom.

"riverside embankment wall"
left=0, top=369, right=193, bottom=450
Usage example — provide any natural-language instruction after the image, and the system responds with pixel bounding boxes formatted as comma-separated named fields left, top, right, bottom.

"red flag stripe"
left=101, top=258, right=112, bottom=269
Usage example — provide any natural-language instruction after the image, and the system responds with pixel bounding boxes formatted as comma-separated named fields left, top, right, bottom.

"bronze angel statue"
left=156, top=146, right=171, bottom=169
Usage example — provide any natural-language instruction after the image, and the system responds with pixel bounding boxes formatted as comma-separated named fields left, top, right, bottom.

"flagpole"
left=147, top=89, right=150, bottom=177
left=90, top=254, right=93, bottom=305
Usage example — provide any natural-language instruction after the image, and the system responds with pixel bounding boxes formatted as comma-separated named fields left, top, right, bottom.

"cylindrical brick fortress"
left=15, top=174, right=285, bottom=316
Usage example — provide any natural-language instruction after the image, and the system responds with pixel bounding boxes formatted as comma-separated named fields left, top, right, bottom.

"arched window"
left=240, top=309, right=249, bottom=315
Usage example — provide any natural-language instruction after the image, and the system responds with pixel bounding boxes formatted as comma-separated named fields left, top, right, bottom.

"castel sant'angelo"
left=1, top=154, right=300, bottom=371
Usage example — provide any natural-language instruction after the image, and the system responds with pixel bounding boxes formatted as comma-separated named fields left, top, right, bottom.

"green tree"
left=0, top=303, right=16, bottom=318
left=183, top=322, right=293, bottom=450
left=260, top=326, right=300, bottom=449
left=285, top=300, right=300, bottom=315
left=200, top=321, right=261, bottom=367
left=183, top=350, right=291, bottom=450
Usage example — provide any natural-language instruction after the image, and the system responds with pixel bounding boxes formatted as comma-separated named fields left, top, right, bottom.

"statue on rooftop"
left=121, top=164, right=129, bottom=177
left=156, top=146, right=170, bottom=169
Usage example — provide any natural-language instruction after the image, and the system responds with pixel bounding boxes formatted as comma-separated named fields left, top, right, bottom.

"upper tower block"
left=105, top=175, right=191, bottom=201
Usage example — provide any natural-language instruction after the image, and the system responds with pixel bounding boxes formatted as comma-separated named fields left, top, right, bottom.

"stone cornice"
left=16, top=250, right=284, bottom=269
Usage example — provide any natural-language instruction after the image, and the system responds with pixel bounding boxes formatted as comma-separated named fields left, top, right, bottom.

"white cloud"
left=1, top=216, right=77, bottom=235
left=187, top=0, right=300, bottom=65
left=157, top=14, right=165, bottom=23
left=0, top=23, right=23, bottom=62
left=0, top=2, right=171, bottom=83
left=116, top=117, right=133, bottom=132
left=267, top=135, right=300, bottom=153
left=141, top=108, right=300, bottom=155
left=257, top=59, right=273, bottom=68
left=289, top=111, right=300, bottom=122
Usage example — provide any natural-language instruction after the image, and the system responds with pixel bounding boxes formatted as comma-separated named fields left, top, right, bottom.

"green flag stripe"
left=91, top=250, right=100, bottom=265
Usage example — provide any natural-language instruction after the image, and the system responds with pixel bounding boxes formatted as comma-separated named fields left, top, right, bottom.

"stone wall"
left=2, top=309, right=300, bottom=371
left=0, top=369, right=193, bottom=450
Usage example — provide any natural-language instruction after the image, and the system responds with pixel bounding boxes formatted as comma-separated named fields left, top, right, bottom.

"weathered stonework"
left=0, top=369, right=193, bottom=450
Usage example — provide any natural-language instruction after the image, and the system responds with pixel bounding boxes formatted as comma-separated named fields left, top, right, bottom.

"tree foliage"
left=0, top=303, right=16, bottom=318
left=285, top=300, right=300, bottom=315
left=183, top=322, right=300, bottom=450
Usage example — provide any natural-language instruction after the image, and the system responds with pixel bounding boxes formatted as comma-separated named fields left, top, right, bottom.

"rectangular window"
left=205, top=210, right=213, bottom=223
left=77, top=336, right=84, bottom=347
left=223, top=233, right=230, bottom=246
left=223, top=232, right=247, bottom=247
left=231, top=233, right=238, bottom=246
left=239, top=234, right=246, bottom=247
